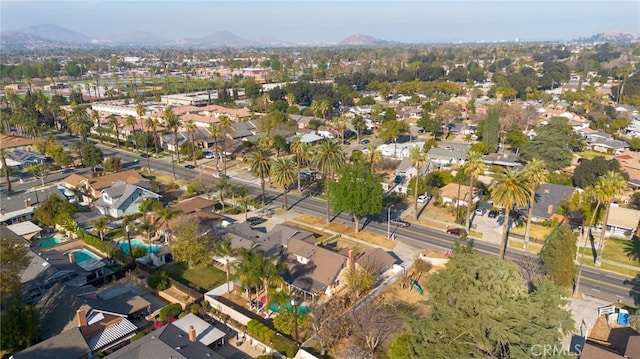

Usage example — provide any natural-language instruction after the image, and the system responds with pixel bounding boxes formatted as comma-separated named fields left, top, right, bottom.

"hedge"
left=271, top=334, right=297, bottom=358
left=248, top=320, right=297, bottom=357
left=77, top=230, right=116, bottom=256
left=159, top=303, right=182, bottom=322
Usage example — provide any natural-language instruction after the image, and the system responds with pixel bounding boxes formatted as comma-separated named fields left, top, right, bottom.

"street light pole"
left=387, top=204, right=394, bottom=240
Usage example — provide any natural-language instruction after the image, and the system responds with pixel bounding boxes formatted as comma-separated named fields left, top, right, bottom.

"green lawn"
left=164, top=262, right=227, bottom=292
left=576, top=237, right=640, bottom=277
left=576, top=150, right=613, bottom=160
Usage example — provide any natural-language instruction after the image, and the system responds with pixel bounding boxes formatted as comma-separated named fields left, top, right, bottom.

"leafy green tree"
left=377, top=120, right=409, bottom=144
left=504, top=125, right=529, bottom=148
left=330, top=164, right=383, bottom=232
left=24, top=163, right=49, bottom=187
left=490, top=168, right=531, bottom=260
left=0, top=237, right=30, bottom=302
left=33, top=194, right=78, bottom=227
left=273, top=310, right=309, bottom=336
left=520, top=117, right=584, bottom=170
left=573, top=155, right=627, bottom=189
left=343, top=265, right=374, bottom=299
left=482, top=107, right=500, bottom=152
left=103, top=156, right=121, bottom=173
left=172, top=216, right=210, bottom=268
left=540, top=223, right=577, bottom=287
left=81, top=142, right=104, bottom=172
left=0, top=297, right=40, bottom=353
left=148, top=269, right=169, bottom=291
left=400, top=251, right=573, bottom=358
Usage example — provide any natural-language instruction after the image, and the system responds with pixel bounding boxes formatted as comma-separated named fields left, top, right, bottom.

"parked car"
left=360, top=139, right=370, bottom=144
left=247, top=216, right=267, bottom=226
left=344, top=140, right=351, bottom=145
left=446, top=228, right=466, bottom=236
left=205, top=151, right=217, bottom=159
left=184, top=164, right=195, bottom=169
left=390, top=218, right=410, bottom=228
left=475, top=208, right=485, bottom=216
left=140, top=153, right=149, bottom=158
left=488, top=210, right=500, bottom=219
left=417, top=195, right=430, bottom=204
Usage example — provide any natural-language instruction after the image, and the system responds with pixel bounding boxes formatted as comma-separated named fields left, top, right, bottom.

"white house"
left=93, top=181, right=161, bottom=219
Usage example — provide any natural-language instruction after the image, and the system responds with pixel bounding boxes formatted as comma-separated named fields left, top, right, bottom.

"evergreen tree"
left=397, top=251, right=573, bottom=358
left=540, top=223, right=577, bottom=287
left=482, top=107, right=500, bottom=152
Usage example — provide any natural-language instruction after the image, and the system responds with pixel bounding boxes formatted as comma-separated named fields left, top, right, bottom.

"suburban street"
left=29, top=134, right=640, bottom=305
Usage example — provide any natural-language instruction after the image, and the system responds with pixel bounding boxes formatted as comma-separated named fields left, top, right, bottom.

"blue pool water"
left=39, top=236, right=62, bottom=249
left=119, top=239, right=162, bottom=254
left=269, top=302, right=310, bottom=315
left=66, top=249, right=101, bottom=263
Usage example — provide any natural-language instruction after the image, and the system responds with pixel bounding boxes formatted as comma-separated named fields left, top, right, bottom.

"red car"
left=446, top=228, right=466, bottom=236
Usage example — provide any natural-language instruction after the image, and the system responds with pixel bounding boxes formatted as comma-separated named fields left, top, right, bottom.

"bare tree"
left=190, top=174, right=217, bottom=199
left=309, top=296, right=351, bottom=356
left=347, top=302, right=402, bottom=356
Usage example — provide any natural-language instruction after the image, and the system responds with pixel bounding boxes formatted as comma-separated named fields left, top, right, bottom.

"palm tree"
left=155, top=206, right=183, bottom=243
left=208, top=123, right=221, bottom=166
left=271, top=158, right=297, bottom=211
left=90, top=216, right=110, bottom=241
left=595, top=171, right=627, bottom=266
left=366, top=143, right=382, bottom=173
left=68, top=104, right=93, bottom=140
left=184, top=119, right=198, bottom=167
left=218, top=115, right=232, bottom=176
left=312, top=139, right=346, bottom=222
left=91, top=110, right=103, bottom=144
left=144, top=117, right=158, bottom=167
left=249, top=147, right=273, bottom=205
left=331, top=115, right=348, bottom=144
left=351, top=114, right=367, bottom=144
left=409, top=146, right=427, bottom=220
left=289, top=136, right=310, bottom=192
left=125, top=115, right=139, bottom=152
left=0, top=148, right=13, bottom=192
left=253, top=253, right=286, bottom=312
left=213, top=237, right=238, bottom=293
left=164, top=108, right=179, bottom=178
left=236, top=247, right=262, bottom=305
left=463, top=151, right=485, bottom=232
left=489, top=168, right=531, bottom=260
left=521, top=159, right=548, bottom=249
left=107, top=115, right=121, bottom=148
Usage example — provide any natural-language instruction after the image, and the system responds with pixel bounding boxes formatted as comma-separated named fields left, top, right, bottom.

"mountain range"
left=1, top=24, right=637, bottom=50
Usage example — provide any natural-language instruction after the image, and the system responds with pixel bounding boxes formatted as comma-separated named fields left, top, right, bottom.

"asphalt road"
left=49, top=135, right=640, bottom=305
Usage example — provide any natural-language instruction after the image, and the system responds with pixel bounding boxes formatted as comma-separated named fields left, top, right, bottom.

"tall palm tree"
left=289, top=136, right=310, bottom=192
left=489, top=168, right=531, bottom=260
left=312, top=139, right=346, bottom=222
left=409, top=146, right=427, bottom=220
left=351, top=114, right=366, bottom=144
left=0, top=148, right=12, bottom=192
left=68, top=104, right=93, bottom=140
left=218, top=115, right=232, bottom=176
left=595, top=171, right=627, bottom=265
left=253, top=253, right=286, bottom=312
left=271, top=158, right=297, bottom=211
left=145, top=117, right=159, bottom=162
left=521, top=159, right=548, bottom=249
left=91, top=110, right=103, bottom=144
left=463, top=151, right=485, bottom=232
left=164, top=107, right=179, bottom=178
left=331, top=115, right=348, bottom=144
left=249, top=147, right=273, bottom=205
left=90, top=216, right=110, bottom=241
left=366, top=143, right=382, bottom=173
left=107, top=115, right=121, bottom=148
left=213, top=237, right=238, bottom=293
left=155, top=206, right=183, bottom=243
left=125, top=115, right=139, bottom=152
left=236, top=246, right=262, bottom=305
left=184, top=119, right=198, bottom=167
left=208, top=123, right=221, bottom=166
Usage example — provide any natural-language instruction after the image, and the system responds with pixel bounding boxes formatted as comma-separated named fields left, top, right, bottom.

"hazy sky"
left=1, top=1, right=639, bottom=43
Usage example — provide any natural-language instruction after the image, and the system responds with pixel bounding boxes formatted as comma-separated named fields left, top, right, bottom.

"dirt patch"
left=294, top=215, right=396, bottom=249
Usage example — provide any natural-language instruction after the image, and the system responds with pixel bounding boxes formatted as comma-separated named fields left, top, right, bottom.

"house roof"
left=104, top=322, right=224, bottom=359
left=64, top=170, right=147, bottom=194
left=607, top=206, right=640, bottom=230
left=171, top=196, right=215, bottom=215
left=11, top=328, right=90, bottom=359
left=94, top=182, right=160, bottom=211
left=171, top=313, right=226, bottom=346
left=427, top=143, right=471, bottom=161
left=227, top=222, right=313, bottom=257
left=0, top=134, right=35, bottom=149
left=282, top=238, right=347, bottom=294
left=6, top=221, right=42, bottom=236
left=528, top=183, right=577, bottom=220
left=439, top=183, right=479, bottom=202
left=354, top=247, right=397, bottom=275
left=86, top=317, right=137, bottom=351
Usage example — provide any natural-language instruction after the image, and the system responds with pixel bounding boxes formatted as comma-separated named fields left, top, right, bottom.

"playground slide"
left=410, top=280, right=424, bottom=295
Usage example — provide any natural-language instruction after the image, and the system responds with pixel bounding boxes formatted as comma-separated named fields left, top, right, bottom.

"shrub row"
left=77, top=230, right=116, bottom=256
left=247, top=320, right=297, bottom=358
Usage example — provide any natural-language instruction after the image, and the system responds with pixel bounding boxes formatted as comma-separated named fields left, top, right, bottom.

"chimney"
left=76, top=309, right=88, bottom=328
left=547, top=205, right=554, bottom=215
left=24, top=198, right=31, bottom=208
left=69, top=252, right=75, bottom=263
left=188, top=325, right=196, bottom=343
left=348, top=249, right=355, bottom=271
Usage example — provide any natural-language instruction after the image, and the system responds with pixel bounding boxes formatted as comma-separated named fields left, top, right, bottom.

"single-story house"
left=439, top=183, right=481, bottom=207
left=603, top=205, right=640, bottom=238
left=519, top=183, right=577, bottom=223
left=427, top=143, right=471, bottom=166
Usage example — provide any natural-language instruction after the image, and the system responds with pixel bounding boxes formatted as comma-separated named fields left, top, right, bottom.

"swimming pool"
left=119, top=239, right=162, bottom=255
left=269, top=302, right=310, bottom=315
left=39, top=236, right=62, bottom=249
left=65, top=249, right=101, bottom=263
